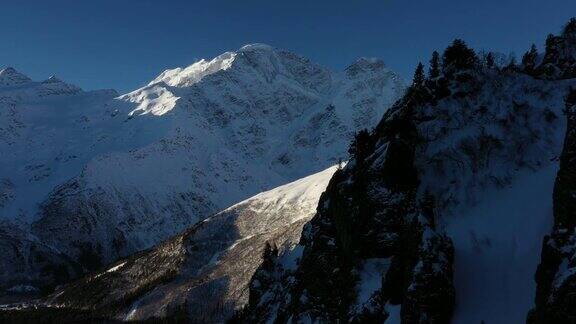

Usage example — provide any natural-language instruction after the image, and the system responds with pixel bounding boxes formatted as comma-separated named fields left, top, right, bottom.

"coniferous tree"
left=545, top=34, right=555, bottom=50
left=442, top=39, right=479, bottom=73
left=522, top=44, right=539, bottom=73
left=485, top=52, right=495, bottom=68
left=261, top=242, right=278, bottom=272
left=429, top=51, right=441, bottom=78
left=564, top=17, right=576, bottom=35
left=506, top=55, right=518, bottom=71
left=348, top=129, right=374, bottom=163
left=420, top=191, right=436, bottom=229
left=545, top=34, right=557, bottom=60
left=412, top=62, right=425, bottom=88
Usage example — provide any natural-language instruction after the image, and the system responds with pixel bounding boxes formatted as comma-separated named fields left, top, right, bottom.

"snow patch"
left=446, top=164, right=558, bottom=323
left=384, top=303, right=401, bottom=324
left=355, top=258, right=390, bottom=307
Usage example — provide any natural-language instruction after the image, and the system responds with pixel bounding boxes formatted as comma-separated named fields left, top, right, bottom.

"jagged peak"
left=345, top=57, right=387, bottom=77
left=239, top=43, right=275, bottom=52
left=41, top=75, right=62, bottom=84
left=147, top=44, right=287, bottom=88
left=37, top=74, right=82, bottom=94
left=0, top=66, right=32, bottom=87
left=148, top=44, right=281, bottom=88
left=148, top=51, right=237, bottom=87
left=0, top=67, right=18, bottom=74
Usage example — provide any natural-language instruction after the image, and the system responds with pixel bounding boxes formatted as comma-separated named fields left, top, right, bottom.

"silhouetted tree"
left=564, top=17, right=576, bottom=35
left=429, top=51, right=441, bottom=78
left=506, top=55, right=518, bottom=71
left=442, top=39, right=479, bottom=73
left=420, top=191, right=436, bottom=229
left=522, top=44, right=538, bottom=73
left=349, top=129, right=374, bottom=163
left=261, top=242, right=278, bottom=272
left=412, top=62, right=425, bottom=87
left=485, top=52, right=495, bottom=68
left=545, top=34, right=558, bottom=60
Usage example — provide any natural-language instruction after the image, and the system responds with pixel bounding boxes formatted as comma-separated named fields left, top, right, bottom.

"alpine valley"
left=3, top=18, right=576, bottom=324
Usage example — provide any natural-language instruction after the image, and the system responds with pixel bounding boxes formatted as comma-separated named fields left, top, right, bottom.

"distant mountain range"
left=0, top=45, right=404, bottom=305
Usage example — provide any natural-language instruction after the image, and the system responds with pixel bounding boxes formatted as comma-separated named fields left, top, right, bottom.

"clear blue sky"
left=1, top=0, right=575, bottom=92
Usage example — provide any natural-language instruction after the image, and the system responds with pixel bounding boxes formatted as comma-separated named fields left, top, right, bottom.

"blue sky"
left=1, top=0, right=575, bottom=92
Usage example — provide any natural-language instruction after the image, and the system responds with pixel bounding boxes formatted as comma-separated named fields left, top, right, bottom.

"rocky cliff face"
left=237, top=23, right=576, bottom=323
left=528, top=89, right=576, bottom=323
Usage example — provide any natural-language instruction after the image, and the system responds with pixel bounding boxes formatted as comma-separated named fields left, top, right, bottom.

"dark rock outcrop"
left=535, top=18, right=576, bottom=80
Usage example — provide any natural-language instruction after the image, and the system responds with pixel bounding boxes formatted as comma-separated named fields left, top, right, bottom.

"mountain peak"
left=345, top=57, right=387, bottom=77
left=148, top=51, right=237, bottom=87
left=42, top=75, right=62, bottom=84
left=0, top=67, right=32, bottom=87
left=239, top=43, right=274, bottom=52
left=148, top=44, right=280, bottom=88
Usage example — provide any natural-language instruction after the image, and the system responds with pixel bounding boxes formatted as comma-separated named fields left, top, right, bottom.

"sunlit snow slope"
left=45, top=165, right=340, bottom=322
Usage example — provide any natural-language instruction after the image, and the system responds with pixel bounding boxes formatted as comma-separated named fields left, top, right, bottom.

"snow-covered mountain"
left=3, top=165, right=338, bottom=322
left=4, top=17, right=576, bottom=324
left=0, top=45, right=404, bottom=298
left=30, top=45, right=404, bottom=269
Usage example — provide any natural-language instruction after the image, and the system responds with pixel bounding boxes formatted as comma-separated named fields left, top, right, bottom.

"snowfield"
left=447, top=165, right=557, bottom=323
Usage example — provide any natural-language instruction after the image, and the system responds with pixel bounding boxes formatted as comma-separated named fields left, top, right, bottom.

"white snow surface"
left=355, top=258, right=390, bottom=309
left=384, top=303, right=401, bottom=324
left=447, top=165, right=557, bottom=324
left=0, top=45, right=404, bottom=265
left=226, top=163, right=343, bottom=220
